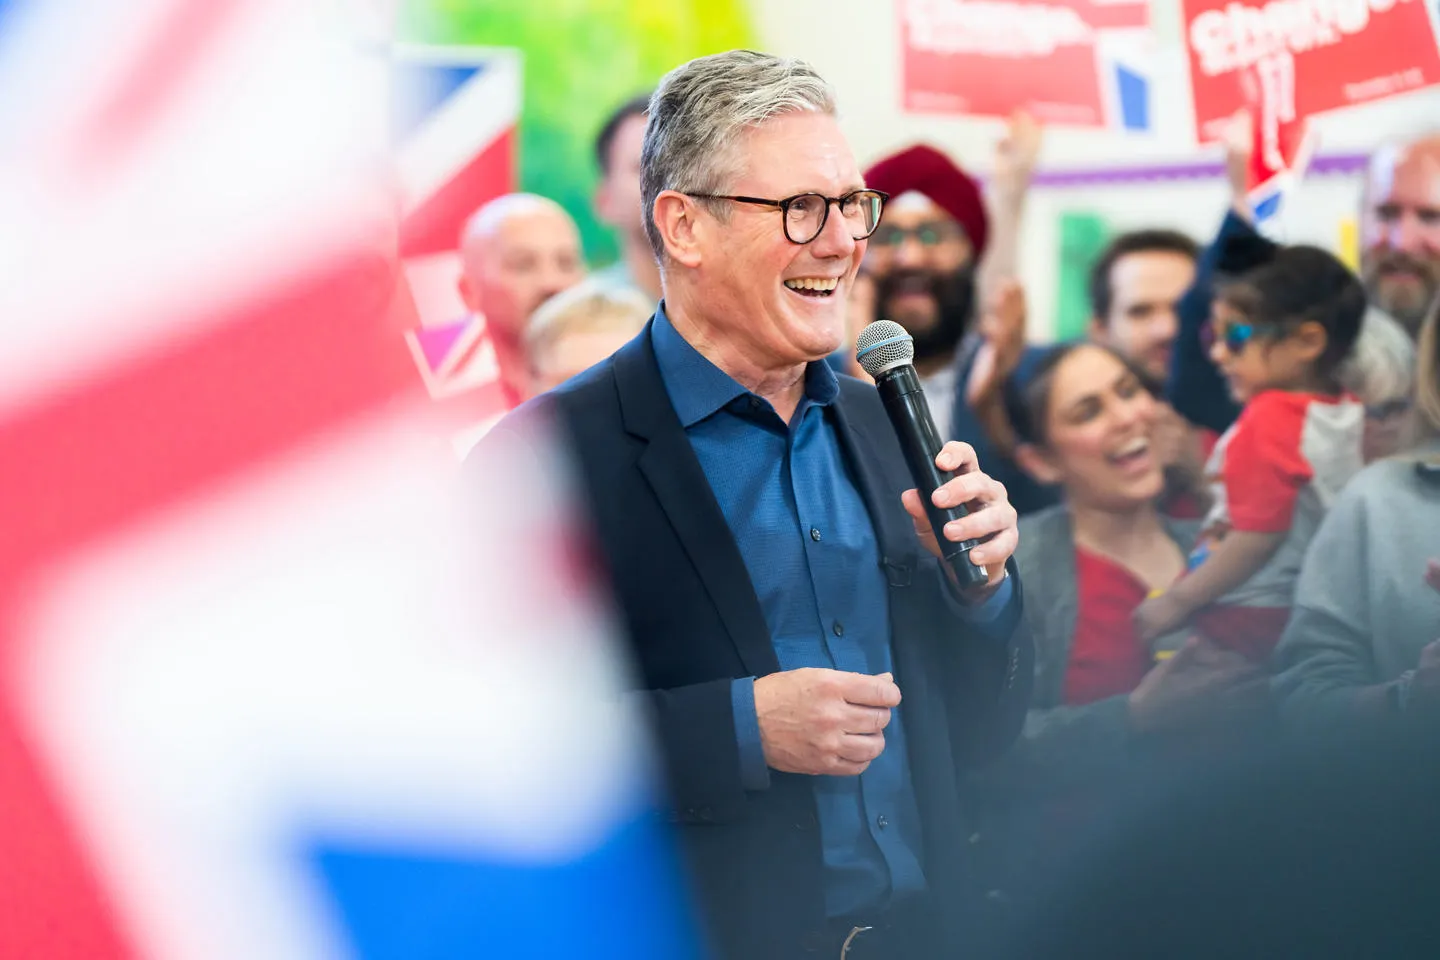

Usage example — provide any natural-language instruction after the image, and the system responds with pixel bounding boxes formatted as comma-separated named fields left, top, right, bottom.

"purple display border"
left=1009, top=152, right=1370, bottom=189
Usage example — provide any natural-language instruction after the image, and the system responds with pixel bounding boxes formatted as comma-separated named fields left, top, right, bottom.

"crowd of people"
left=461, top=49, right=1440, bottom=959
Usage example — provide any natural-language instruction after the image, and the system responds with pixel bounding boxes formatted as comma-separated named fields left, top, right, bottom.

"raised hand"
left=992, top=111, right=1042, bottom=197
left=966, top=278, right=1027, bottom=407
left=1222, top=108, right=1254, bottom=219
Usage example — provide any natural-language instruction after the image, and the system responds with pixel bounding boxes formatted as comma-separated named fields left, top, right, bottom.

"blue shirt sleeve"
left=730, top=677, right=772, bottom=791
left=938, top=567, right=1018, bottom=644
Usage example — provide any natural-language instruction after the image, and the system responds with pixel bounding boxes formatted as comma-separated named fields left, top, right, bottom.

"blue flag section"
left=311, top=812, right=703, bottom=959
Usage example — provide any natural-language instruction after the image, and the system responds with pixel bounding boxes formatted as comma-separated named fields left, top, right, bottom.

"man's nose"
left=1152, top=307, right=1180, bottom=343
left=808, top=203, right=857, bottom=258
left=538, top=263, right=577, bottom=298
left=892, top=233, right=926, bottom=269
left=1393, top=210, right=1428, bottom=254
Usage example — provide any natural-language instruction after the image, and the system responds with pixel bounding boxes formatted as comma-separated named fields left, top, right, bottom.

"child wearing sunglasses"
left=1134, top=246, right=1366, bottom=661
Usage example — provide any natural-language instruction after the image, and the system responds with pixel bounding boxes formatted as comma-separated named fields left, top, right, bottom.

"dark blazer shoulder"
left=834, top=371, right=887, bottom=420
left=485, top=325, right=658, bottom=452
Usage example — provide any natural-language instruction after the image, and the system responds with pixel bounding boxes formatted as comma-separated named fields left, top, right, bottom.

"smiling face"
left=1091, top=250, right=1196, bottom=384
left=1206, top=300, right=1323, bottom=403
left=1025, top=345, right=1164, bottom=510
left=1361, top=139, right=1440, bottom=334
left=670, top=111, right=866, bottom=368
left=865, top=194, right=972, bottom=334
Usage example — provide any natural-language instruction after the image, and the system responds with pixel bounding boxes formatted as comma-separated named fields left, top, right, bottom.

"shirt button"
left=832, top=620, right=844, bottom=637
left=876, top=814, right=889, bottom=830
left=810, top=527, right=822, bottom=542
left=748, top=396, right=763, bottom=410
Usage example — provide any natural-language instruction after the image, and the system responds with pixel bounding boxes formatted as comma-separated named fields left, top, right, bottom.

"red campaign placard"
left=899, top=0, right=1151, bottom=128
left=1184, top=0, right=1440, bottom=144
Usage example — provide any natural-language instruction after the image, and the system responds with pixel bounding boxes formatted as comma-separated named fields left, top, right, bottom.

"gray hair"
left=640, top=50, right=837, bottom=260
left=1417, top=298, right=1440, bottom=439
left=1339, top=306, right=1417, bottom=406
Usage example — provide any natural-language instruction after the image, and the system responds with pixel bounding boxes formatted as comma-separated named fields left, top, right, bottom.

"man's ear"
left=652, top=190, right=703, bottom=268
left=593, top=178, right=616, bottom=227
left=1087, top=317, right=1109, bottom=345
left=1014, top=442, right=1063, bottom=486
left=457, top=274, right=481, bottom=313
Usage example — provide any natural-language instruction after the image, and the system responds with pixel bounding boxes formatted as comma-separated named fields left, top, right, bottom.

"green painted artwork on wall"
left=1055, top=211, right=1110, bottom=343
left=401, top=1, right=756, bottom=266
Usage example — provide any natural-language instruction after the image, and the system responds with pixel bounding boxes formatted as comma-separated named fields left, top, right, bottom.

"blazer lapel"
left=612, top=330, right=780, bottom=679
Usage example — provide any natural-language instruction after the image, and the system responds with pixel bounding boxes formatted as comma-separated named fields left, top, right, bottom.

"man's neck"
left=488, top=329, right=529, bottom=406
left=914, top=351, right=956, bottom=379
left=666, top=296, right=808, bottom=424
left=622, top=238, right=663, bottom=302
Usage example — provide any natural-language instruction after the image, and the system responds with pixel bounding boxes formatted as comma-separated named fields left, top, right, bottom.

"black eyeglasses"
left=869, top=222, right=964, bottom=249
left=686, top=189, right=889, bottom=244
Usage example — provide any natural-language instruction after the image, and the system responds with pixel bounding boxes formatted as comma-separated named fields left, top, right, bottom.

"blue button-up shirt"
left=651, top=306, right=1014, bottom=918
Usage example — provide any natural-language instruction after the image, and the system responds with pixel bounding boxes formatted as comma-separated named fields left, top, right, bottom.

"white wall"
left=754, top=0, right=1440, bottom=335
left=1010, top=171, right=1368, bottom=338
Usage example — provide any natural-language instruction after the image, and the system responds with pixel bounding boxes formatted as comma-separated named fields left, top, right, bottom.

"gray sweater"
left=999, top=505, right=1198, bottom=782
left=1274, top=444, right=1440, bottom=731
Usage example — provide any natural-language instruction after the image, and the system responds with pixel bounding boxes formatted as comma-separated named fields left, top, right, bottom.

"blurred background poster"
left=1181, top=0, right=1440, bottom=144
left=395, top=0, right=1440, bottom=339
left=898, top=0, right=1154, bottom=130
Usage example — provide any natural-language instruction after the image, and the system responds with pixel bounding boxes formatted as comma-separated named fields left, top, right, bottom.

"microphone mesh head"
left=855, top=320, right=915, bottom=378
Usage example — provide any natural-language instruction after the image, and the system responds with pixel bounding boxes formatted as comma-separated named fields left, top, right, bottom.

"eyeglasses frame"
left=684, top=189, right=890, bottom=244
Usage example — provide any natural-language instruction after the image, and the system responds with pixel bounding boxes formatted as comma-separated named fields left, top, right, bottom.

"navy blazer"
left=472, top=323, right=1033, bottom=959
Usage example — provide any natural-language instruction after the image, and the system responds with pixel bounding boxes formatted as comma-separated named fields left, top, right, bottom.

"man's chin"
left=1372, top=280, right=1437, bottom=332
left=880, top=300, right=940, bottom=334
left=1137, top=354, right=1171, bottom=387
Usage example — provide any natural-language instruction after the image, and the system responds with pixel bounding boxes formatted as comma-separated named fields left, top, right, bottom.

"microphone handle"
left=875, top=365, right=989, bottom=588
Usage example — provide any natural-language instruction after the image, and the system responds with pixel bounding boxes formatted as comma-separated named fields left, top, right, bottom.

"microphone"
left=855, top=320, right=988, bottom=588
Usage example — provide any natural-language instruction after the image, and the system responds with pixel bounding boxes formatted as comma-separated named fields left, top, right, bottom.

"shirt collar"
left=650, top=303, right=840, bottom=427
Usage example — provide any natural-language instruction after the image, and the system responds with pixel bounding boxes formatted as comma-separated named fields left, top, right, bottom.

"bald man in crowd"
left=457, top=193, right=586, bottom=407
left=1362, top=134, right=1440, bottom=336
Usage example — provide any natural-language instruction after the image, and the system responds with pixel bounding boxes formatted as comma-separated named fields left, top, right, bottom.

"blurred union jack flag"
left=393, top=44, right=522, bottom=456
left=0, top=2, right=698, bottom=958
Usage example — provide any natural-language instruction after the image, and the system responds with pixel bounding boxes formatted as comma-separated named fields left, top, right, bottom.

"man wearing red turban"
left=857, top=128, right=1071, bottom=516
left=861, top=145, right=989, bottom=441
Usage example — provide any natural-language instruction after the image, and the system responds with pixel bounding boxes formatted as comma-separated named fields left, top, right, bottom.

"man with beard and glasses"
left=860, top=144, right=989, bottom=441
left=860, top=129, right=1060, bottom=514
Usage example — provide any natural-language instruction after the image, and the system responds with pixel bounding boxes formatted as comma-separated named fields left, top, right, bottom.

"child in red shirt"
left=1134, top=246, right=1366, bottom=661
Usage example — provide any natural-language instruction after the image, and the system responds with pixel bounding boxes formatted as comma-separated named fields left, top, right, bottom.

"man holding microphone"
left=472, top=50, right=1032, bottom=959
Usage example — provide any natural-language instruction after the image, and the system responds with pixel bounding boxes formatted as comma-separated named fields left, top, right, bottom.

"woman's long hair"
left=1416, top=298, right=1440, bottom=442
